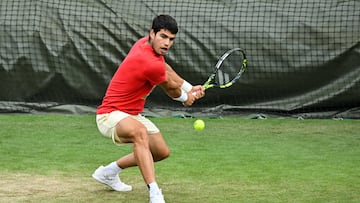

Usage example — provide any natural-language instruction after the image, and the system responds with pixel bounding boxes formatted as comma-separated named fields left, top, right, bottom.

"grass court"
left=0, top=115, right=359, bottom=202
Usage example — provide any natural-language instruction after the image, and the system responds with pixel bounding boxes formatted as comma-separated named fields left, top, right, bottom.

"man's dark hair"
left=151, top=15, right=178, bottom=34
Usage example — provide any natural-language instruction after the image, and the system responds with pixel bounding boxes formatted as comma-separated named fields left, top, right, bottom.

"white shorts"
left=96, top=111, right=160, bottom=145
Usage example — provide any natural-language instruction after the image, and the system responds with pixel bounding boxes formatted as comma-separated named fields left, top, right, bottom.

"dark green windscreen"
left=0, top=0, right=359, bottom=118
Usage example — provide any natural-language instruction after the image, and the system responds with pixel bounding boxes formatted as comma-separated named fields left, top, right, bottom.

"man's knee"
left=131, top=127, right=150, bottom=146
left=153, top=146, right=170, bottom=162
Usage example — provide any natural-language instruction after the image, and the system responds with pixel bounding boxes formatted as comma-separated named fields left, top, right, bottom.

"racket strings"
left=215, top=50, right=244, bottom=86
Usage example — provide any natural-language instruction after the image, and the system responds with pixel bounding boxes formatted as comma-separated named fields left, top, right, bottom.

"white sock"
left=148, top=182, right=160, bottom=194
left=106, top=161, right=122, bottom=173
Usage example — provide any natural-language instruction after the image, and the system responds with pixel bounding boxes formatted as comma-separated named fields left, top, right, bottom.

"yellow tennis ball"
left=193, top=119, right=205, bottom=131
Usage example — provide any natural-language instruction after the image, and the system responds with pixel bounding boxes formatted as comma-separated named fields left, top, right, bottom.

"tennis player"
left=92, top=14, right=205, bottom=203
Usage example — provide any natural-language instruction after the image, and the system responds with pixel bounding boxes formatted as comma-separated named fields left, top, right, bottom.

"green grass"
left=0, top=115, right=359, bottom=202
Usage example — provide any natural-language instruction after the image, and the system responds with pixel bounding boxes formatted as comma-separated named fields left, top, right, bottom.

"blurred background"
left=0, top=0, right=359, bottom=118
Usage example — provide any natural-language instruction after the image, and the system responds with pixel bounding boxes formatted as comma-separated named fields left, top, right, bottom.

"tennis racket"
left=203, top=48, right=247, bottom=90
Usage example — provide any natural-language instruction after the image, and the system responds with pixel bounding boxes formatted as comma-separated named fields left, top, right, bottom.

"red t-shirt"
left=97, top=36, right=166, bottom=115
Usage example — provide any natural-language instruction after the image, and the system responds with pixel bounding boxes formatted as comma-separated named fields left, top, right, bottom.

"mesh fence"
left=0, top=0, right=359, bottom=117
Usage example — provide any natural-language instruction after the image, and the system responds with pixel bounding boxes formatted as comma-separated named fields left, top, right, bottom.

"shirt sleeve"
left=144, top=61, right=166, bottom=86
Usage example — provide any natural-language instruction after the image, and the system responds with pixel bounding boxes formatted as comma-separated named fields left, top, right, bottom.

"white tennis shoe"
left=92, top=165, right=132, bottom=192
left=150, top=189, right=165, bottom=203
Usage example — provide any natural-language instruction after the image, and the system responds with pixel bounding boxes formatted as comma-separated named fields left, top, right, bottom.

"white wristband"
left=181, top=80, right=193, bottom=92
left=173, top=89, right=188, bottom=102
